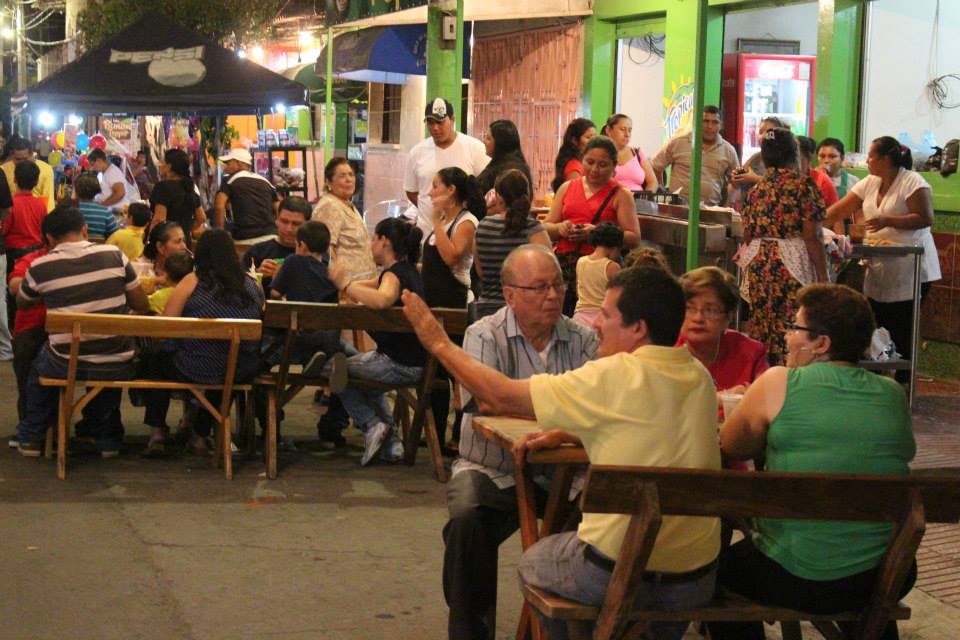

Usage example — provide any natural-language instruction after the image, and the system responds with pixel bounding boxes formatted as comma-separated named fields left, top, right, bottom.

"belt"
left=583, top=545, right=716, bottom=584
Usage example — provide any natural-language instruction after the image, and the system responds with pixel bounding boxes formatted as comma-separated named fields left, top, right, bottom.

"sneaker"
left=380, top=433, right=404, bottom=462
left=98, top=442, right=121, bottom=459
left=361, top=422, right=390, bottom=466
left=326, top=352, right=348, bottom=394
left=318, top=432, right=347, bottom=450
left=18, top=441, right=43, bottom=457
left=8, top=434, right=19, bottom=449
left=300, top=351, right=327, bottom=379
left=278, top=437, right=298, bottom=453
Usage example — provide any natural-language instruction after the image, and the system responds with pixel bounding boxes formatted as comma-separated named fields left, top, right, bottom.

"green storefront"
left=584, top=0, right=960, bottom=378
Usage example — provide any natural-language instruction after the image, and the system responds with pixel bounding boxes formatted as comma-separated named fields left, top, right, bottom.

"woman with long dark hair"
left=328, top=217, right=427, bottom=465
left=142, top=229, right=263, bottom=455
left=476, top=119, right=533, bottom=195
left=474, top=169, right=550, bottom=318
left=551, top=118, right=596, bottom=193
left=737, top=127, right=828, bottom=364
left=149, top=148, right=205, bottom=246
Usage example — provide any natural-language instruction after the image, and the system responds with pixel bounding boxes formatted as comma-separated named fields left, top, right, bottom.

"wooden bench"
left=256, top=301, right=468, bottom=481
left=521, top=466, right=960, bottom=640
left=39, top=312, right=262, bottom=480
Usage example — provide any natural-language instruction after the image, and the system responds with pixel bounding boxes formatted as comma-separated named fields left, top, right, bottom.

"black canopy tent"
left=24, top=11, right=307, bottom=114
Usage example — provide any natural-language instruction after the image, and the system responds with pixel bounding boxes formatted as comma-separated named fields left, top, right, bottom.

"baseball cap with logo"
left=424, top=97, right=455, bottom=123
left=218, top=148, right=253, bottom=166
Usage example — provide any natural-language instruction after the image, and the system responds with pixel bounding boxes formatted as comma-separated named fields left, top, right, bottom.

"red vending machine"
left=721, top=53, right=816, bottom=160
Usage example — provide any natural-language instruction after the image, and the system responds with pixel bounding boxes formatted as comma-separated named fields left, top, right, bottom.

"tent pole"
left=685, top=0, right=708, bottom=272
left=325, top=26, right=334, bottom=165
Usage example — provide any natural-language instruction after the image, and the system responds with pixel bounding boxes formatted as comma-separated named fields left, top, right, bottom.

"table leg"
left=909, top=253, right=922, bottom=410
left=540, top=464, right=575, bottom=538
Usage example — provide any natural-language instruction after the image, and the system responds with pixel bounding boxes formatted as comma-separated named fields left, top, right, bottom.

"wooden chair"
left=256, top=301, right=468, bottom=481
left=521, top=465, right=960, bottom=640
left=39, top=312, right=262, bottom=480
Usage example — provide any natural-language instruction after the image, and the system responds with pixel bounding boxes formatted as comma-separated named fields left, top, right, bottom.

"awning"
left=281, top=63, right=368, bottom=103
left=315, top=24, right=471, bottom=84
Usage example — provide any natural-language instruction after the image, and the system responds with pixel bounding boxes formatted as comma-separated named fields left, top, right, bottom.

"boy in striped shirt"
left=16, top=206, right=148, bottom=457
left=76, top=172, right=119, bottom=241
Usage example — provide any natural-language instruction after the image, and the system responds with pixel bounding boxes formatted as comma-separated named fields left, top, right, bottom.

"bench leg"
left=424, top=406, right=447, bottom=482
left=57, top=390, right=68, bottom=480
left=222, top=414, right=233, bottom=480
left=266, top=387, right=277, bottom=480
left=811, top=621, right=846, bottom=640
left=780, top=621, right=802, bottom=640
left=44, top=427, right=54, bottom=459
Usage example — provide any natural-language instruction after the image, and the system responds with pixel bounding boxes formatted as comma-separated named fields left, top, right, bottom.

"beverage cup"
left=719, top=391, right=744, bottom=420
left=849, top=223, right=866, bottom=244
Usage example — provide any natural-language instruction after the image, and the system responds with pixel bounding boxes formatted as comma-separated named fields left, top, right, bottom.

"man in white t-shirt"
left=404, top=97, right=490, bottom=237
left=88, top=148, right=140, bottom=211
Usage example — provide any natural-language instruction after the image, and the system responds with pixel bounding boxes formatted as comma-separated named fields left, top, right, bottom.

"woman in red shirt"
left=677, top=266, right=769, bottom=392
left=544, top=135, right=639, bottom=315
left=550, top=118, right=596, bottom=193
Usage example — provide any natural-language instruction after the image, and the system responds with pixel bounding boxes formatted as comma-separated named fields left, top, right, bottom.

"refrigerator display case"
left=721, top=53, right=816, bottom=160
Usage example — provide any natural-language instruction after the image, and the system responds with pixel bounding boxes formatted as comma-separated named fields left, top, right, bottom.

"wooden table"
left=472, top=416, right=588, bottom=640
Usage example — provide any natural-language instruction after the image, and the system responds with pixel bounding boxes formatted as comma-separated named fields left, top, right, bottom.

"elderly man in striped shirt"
left=443, top=244, right=597, bottom=640
left=15, top=206, right=148, bottom=458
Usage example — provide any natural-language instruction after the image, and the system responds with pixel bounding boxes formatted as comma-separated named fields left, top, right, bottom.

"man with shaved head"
left=442, top=244, right=597, bottom=640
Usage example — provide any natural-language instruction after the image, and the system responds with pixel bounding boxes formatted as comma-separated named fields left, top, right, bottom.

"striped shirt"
left=20, top=241, right=139, bottom=364
left=78, top=200, right=119, bottom=240
left=474, top=215, right=545, bottom=319
left=453, top=305, right=597, bottom=487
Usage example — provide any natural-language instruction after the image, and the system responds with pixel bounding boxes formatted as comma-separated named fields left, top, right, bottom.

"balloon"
left=47, top=150, right=63, bottom=167
left=76, top=133, right=90, bottom=151
left=52, top=131, right=64, bottom=150
left=79, top=155, right=91, bottom=170
left=89, top=134, right=107, bottom=150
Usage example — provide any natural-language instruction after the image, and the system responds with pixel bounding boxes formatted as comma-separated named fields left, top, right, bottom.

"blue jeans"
left=330, top=351, right=422, bottom=432
left=18, top=347, right=133, bottom=449
left=518, top=531, right=716, bottom=640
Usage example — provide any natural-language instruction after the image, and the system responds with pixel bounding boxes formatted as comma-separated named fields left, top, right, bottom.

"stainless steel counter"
left=634, top=198, right=742, bottom=274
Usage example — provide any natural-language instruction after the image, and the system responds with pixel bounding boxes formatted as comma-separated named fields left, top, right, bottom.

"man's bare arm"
left=401, top=291, right=534, bottom=417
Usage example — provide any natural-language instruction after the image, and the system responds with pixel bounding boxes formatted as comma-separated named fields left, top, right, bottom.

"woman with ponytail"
left=552, top=118, right=596, bottom=193
left=328, top=217, right=427, bottom=465
left=149, top=149, right=205, bottom=247
left=473, top=169, right=550, bottom=318
left=422, top=167, right=485, bottom=450
left=826, top=136, right=940, bottom=382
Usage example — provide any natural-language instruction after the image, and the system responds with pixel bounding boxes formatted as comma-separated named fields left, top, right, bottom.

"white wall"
left=863, top=0, right=960, bottom=150
left=723, top=2, right=818, bottom=55
left=616, top=37, right=666, bottom=155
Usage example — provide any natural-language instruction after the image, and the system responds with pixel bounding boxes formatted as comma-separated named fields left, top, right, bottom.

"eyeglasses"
left=787, top=323, right=820, bottom=335
left=685, top=304, right=727, bottom=320
left=506, top=282, right=567, bottom=295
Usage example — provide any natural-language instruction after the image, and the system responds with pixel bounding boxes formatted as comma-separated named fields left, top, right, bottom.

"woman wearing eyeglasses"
left=676, top=267, right=768, bottom=393
left=709, top=283, right=915, bottom=640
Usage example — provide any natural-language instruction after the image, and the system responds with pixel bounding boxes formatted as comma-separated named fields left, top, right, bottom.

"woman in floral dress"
left=738, top=127, right=828, bottom=364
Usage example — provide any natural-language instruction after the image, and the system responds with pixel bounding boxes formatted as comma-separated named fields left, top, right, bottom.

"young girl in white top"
left=573, top=222, right=623, bottom=327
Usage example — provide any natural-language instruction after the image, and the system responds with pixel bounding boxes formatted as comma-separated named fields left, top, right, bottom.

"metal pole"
left=15, top=3, right=26, bottom=93
left=909, top=251, right=922, bottom=410
left=325, top=27, right=334, bottom=165
left=685, top=0, right=709, bottom=272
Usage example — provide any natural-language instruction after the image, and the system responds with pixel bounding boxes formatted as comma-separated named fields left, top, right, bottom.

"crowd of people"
left=0, top=95, right=939, bottom=640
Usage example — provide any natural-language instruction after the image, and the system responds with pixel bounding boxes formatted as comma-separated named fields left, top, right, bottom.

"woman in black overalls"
left=421, top=167, right=486, bottom=451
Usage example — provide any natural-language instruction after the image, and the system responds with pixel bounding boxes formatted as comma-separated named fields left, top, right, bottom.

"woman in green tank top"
left=709, top=283, right=916, bottom=640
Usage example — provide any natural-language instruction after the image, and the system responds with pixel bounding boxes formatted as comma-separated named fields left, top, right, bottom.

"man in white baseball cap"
left=403, top=97, right=490, bottom=237
left=214, top=148, right=279, bottom=241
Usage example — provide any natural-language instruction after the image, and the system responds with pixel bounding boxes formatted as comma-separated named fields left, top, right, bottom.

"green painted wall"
left=587, top=0, right=858, bottom=145
left=813, top=0, right=863, bottom=148
left=426, top=3, right=464, bottom=124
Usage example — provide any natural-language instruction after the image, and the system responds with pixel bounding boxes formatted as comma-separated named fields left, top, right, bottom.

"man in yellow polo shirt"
left=400, top=266, right=720, bottom=640
left=1, top=136, right=55, bottom=213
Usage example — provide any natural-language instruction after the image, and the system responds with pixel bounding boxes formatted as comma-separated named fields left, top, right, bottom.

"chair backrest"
left=262, top=301, right=469, bottom=335
left=45, top=311, right=263, bottom=341
left=581, top=466, right=960, bottom=524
